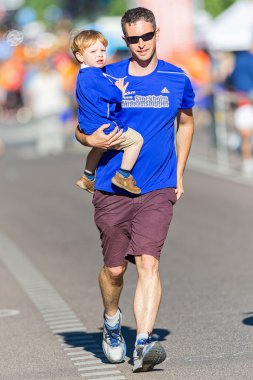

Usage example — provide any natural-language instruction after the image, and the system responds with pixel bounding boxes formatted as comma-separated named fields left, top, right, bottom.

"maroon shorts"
left=92, top=188, right=177, bottom=267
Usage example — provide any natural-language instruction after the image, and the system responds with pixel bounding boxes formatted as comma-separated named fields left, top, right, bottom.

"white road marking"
left=78, top=364, right=117, bottom=371
left=0, top=309, right=20, bottom=317
left=80, top=371, right=121, bottom=377
left=52, top=327, right=87, bottom=333
left=45, top=315, right=80, bottom=321
left=60, top=337, right=95, bottom=343
left=75, top=360, right=106, bottom=365
left=0, top=232, right=125, bottom=379
left=49, top=320, right=82, bottom=326
left=83, top=377, right=125, bottom=380
left=67, top=351, right=103, bottom=356
left=63, top=344, right=100, bottom=349
left=49, top=323, right=84, bottom=329
left=70, top=354, right=105, bottom=360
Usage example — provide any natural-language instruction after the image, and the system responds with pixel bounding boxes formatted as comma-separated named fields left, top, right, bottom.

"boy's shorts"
left=93, top=188, right=177, bottom=267
left=112, top=127, right=142, bottom=150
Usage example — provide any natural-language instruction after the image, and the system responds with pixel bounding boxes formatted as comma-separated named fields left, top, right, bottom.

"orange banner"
left=137, top=0, right=194, bottom=59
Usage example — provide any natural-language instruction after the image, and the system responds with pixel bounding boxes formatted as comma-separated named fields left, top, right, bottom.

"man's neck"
left=129, top=53, right=158, bottom=76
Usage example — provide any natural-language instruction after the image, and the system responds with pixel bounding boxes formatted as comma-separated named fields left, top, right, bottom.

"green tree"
left=204, top=0, right=237, bottom=17
left=25, top=0, right=62, bottom=20
left=106, top=0, right=127, bottom=16
left=24, top=0, right=127, bottom=21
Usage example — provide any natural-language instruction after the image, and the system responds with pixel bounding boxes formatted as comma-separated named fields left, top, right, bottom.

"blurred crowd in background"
left=0, top=0, right=253, bottom=175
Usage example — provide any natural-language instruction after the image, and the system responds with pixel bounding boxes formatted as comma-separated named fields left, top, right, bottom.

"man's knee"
left=104, top=263, right=127, bottom=283
left=136, top=255, right=159, bottom=277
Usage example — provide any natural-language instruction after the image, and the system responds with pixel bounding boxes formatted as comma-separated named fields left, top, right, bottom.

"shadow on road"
left=59, top=326, right=170, bottom=363
left=242, top=314, right=253, bottom=326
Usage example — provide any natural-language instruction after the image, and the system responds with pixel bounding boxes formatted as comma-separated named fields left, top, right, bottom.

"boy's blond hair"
left=71, top=30, right=108, bottom=63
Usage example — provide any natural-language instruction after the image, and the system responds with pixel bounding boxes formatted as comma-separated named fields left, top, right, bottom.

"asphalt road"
left=1, top=146, right=253, bottom=380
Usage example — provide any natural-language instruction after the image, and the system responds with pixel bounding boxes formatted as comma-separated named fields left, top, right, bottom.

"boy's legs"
left=76, top=148, right=104, bottom=192
left=112, top=128, right=143, bottom=194
left=86, top=147, right=105, bottom=174
left=121, top=135, right=143, bottom=171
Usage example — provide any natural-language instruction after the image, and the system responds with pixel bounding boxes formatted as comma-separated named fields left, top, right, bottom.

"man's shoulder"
left=157, top=59, right=186, bottom=75
left=104, top=59, right=129, bottom=76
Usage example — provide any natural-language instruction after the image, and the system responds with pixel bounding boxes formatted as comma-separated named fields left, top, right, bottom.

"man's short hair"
left=71, top=30, right=108, bottom=63
left=121, top=7, right=156, bottom=35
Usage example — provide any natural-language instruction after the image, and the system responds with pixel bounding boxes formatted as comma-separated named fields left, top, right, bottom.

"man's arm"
left=176, top=108, right=195, bottom=200
left=75, top=124, right=125, bottom=150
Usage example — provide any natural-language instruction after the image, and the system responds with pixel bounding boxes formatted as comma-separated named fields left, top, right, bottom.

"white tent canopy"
left=206, top=0, right=253, bottom=51
left=0, top=0, right=24, bottom=11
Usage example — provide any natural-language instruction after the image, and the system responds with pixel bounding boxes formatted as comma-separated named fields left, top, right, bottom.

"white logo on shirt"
left=161, top=87, right=170, bottom=93
left=122, top=95, right=169, bottom=108
left=125, top=90, right=136, bottom=95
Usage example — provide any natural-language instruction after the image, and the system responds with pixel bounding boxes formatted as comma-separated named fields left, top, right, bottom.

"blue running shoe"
left=133, top=336, right=166, bottom=372
left=102, top=311, right=126, bottom=363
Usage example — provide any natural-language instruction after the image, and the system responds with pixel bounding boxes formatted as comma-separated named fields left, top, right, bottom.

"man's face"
left=123, top=20, right=159, bottom=63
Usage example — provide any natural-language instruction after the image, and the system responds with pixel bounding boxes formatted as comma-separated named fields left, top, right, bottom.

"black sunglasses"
left=125, top=31, right=156, bottom=45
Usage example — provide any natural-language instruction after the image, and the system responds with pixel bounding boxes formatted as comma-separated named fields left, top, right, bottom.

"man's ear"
left=122, top=35, right=129, bottom=47
left=156, top=28, right=160, bottom=42
left=75, top=52, right=84, bottom=63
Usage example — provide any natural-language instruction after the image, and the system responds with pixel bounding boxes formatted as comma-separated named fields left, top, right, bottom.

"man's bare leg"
left=99, top=264, right=127, bottom=316
left=132, top=254, right=166, bottom=373
left=134, top=255, right=161, bottom=334
left=99, top=264, right=128, bottom=364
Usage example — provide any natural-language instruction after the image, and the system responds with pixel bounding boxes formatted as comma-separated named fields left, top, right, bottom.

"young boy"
left=71, top=30, right=143, bottom=194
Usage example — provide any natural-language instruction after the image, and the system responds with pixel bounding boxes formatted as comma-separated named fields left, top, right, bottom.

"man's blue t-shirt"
left=95, top=59, right=195, bottom=194
left=76, top=67, right=128, bottom=135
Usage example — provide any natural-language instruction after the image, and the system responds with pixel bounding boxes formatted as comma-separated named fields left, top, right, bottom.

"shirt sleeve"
left=78, top=68, right=122, bottom=104
left=99, top=73, right=123, bottom=103
left=180, top=74, right=195, bottom=109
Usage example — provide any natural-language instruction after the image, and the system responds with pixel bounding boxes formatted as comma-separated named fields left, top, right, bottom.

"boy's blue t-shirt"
left=76, top=67, right=128, bottom=135
left=95, top=59, right=195, bottom=195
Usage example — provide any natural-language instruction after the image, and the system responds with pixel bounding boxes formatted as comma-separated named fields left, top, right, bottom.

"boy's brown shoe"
left=76, top=175, right=94, bottom=194
left=112, top=172, right=141, bottom=194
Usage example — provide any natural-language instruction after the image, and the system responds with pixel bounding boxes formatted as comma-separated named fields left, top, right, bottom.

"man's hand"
left=175, top=176, right=184, bottom=200
left=75, top=124, right=125, bottom=149
left=176, top=108, right=194, bottom=201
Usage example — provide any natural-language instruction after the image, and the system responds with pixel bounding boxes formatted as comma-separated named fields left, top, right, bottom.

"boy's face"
left=76, top=40, right=106, bottom=68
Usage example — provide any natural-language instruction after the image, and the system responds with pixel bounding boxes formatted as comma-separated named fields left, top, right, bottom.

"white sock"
left=135, top=333, right=149, bottom=345
left=105, top=309, right=120, bottom=327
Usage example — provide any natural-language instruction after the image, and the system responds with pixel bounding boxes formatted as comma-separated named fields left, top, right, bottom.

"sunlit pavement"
left=1, top=146, right=253, bottom=379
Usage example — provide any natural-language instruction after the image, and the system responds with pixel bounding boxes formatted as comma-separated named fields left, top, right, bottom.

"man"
left=226, top=46, right=253, bottom=174
left=75, top=7, right=194, bottom=373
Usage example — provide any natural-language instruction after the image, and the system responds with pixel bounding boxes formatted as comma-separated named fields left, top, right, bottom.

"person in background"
left=226, top=43, right=253, bottom=174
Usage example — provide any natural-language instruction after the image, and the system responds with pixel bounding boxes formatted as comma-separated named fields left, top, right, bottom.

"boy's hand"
left=115, top=78, right=129, bottom=96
